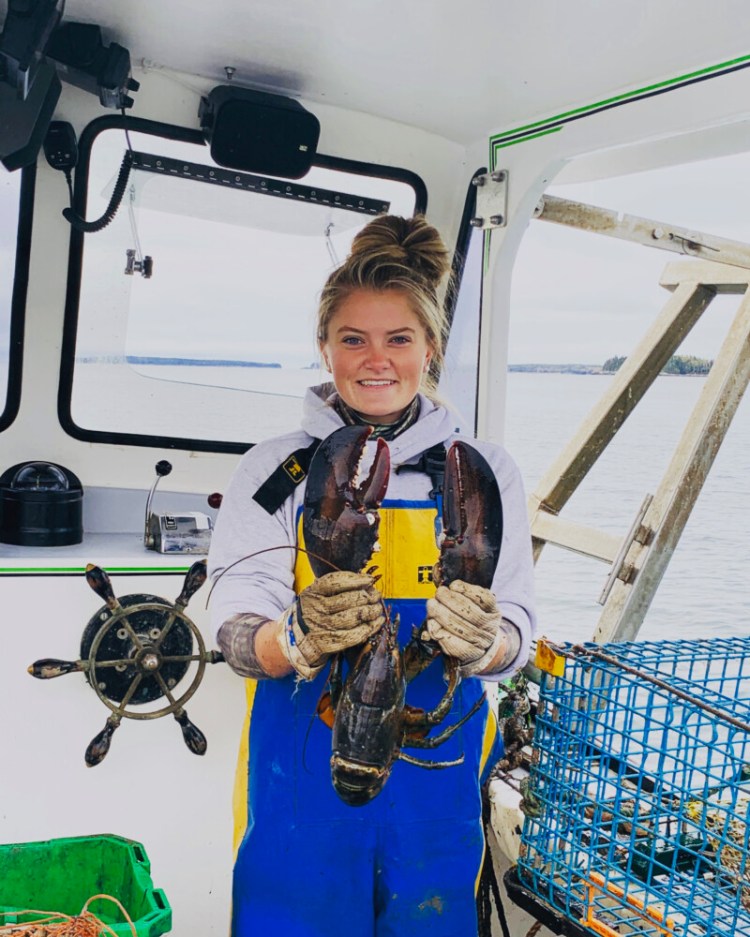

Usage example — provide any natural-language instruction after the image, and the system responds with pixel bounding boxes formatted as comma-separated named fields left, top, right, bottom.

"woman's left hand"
left=425, top=580, right=507, bottom=675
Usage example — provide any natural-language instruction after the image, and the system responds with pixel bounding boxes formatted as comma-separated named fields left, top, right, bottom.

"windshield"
left=67, top=126, right=420, bottom=448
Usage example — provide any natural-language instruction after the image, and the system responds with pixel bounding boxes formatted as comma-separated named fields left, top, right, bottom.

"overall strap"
left=395, top=443, right=447, bottom=542
left=252, top=439, right=321, bottom=515
left=395, top=443, right=447, bottom=500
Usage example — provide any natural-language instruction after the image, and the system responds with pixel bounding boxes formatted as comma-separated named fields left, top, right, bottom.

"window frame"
left=0, top=163, right=36, bottom=433
left=439, top=167, right=486, bottom=435
left=58, top=114, right=427, bottom=454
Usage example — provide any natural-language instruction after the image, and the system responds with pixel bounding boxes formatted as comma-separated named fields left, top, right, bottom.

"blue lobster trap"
left=515, top=636, right=750, bottom=937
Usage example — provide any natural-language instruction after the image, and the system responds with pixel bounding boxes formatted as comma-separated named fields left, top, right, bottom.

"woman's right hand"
left=277, top=571, right=385, bottom=679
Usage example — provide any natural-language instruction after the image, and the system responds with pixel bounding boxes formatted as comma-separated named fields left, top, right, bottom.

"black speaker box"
left=200, top=86, right=320, bottom=179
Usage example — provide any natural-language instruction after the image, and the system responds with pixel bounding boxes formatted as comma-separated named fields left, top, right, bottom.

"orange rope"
left=0, top=894, right=136, bottom=937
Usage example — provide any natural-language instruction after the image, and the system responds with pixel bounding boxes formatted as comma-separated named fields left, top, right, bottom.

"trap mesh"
left=517, top=637, right=750, bottom=937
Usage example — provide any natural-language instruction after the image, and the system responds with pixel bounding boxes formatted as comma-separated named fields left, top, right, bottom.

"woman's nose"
left=365, top=345, right=390, bottom=369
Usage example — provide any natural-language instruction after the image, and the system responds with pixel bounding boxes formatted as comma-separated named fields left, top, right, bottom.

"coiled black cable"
left=62, top=149, right=134, bottom=233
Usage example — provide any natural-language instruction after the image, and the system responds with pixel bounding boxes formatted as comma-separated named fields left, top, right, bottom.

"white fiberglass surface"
left=0, top=168, right=20, bottom=420
left=70, top=127, right=418, bottom=445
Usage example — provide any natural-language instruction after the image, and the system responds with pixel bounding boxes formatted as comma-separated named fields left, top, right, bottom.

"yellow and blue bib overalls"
left=230, top=495, right=502, bottom=937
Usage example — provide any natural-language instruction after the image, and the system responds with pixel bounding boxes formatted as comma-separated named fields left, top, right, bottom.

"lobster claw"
left=403, top=441, right=503, bottom=683
left=303, top=425, right=390, bottom=578
left=437, top=441, right=503, bottom=590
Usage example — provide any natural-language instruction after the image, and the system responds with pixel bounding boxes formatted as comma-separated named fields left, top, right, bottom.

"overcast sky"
left=507, top=151, right=750, bottom=365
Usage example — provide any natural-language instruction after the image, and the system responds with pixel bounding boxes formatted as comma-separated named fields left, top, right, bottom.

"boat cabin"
left=2, top=2, right=750, bottom=933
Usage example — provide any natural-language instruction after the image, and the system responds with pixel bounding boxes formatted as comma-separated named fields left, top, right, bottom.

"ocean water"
left=74, top=362, right=750, bottom=645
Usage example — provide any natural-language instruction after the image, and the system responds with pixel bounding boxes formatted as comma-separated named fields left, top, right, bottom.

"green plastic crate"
left=0, top=834, right=171, bottom=937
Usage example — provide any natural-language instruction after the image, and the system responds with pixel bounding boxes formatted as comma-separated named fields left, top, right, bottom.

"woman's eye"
left=342, top=336, right=363, bottom=345
left=390, top=336, right=411, bottom=345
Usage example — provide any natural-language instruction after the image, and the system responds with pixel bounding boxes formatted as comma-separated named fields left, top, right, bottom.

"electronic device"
left=199, top=85, right=320, bottom=179
left=0, top=0, right=63, bottom=99
left=45, top=22, right=139, bottom=110
left=0, top=59, right=60, bottom=170
left=43, top=119, right=77, bottom=170
left=0, top=4, right=138, bottom=172
left=144, top=460, right=213, bottom=555
left=0, top=0, right=63, bottom=171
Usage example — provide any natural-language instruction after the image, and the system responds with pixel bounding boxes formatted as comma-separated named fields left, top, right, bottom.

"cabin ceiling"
left=3, top=1, right=750, bottom=143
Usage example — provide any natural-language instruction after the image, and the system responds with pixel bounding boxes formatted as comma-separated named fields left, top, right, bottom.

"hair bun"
left=348, top=215, right=450, bottom=289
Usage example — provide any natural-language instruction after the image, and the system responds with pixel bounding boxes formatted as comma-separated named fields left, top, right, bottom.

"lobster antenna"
left=205, top=544, right=343, bottom=608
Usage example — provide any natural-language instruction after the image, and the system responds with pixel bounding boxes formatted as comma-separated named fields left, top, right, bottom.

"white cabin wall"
left=3, top=66, right=468, bottom=499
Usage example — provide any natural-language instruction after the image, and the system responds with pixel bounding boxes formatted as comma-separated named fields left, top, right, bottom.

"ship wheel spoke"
left=91, top=658, right=137, bottom=670
left=118, top=618, right=146, bottom=652
left=153, top=609, right=178, bottom=648
left=117, top=673, right=145, bottom=712
left=153, top=671, right=178, bottom=706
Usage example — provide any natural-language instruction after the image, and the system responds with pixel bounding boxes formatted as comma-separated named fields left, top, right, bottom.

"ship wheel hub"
left=136, top=647, right=162, bottom=672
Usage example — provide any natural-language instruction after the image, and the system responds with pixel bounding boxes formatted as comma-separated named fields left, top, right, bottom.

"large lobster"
left=302, top=425, right=503, bottom=806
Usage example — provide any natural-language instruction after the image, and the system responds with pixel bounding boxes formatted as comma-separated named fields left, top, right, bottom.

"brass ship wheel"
left=29, top=560, right=223, bottom=766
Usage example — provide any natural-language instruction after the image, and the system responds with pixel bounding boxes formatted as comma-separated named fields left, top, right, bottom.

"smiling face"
left=320, top=289, right=434, bottom=424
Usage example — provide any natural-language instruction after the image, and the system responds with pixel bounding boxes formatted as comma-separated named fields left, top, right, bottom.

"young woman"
left=208, top=215, right=536, bottom=937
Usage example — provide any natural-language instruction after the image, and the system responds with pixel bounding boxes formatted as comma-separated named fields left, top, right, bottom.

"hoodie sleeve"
left=460, top=438, right=537, bottom=683
left=207, top=436, right=307, bottom=640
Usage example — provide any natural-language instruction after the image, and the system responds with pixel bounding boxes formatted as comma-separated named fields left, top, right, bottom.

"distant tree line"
left=602, top=355, right=713, bottom=375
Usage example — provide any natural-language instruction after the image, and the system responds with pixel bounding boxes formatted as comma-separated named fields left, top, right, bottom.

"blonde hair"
left=317, top=215, right=451, bottom=398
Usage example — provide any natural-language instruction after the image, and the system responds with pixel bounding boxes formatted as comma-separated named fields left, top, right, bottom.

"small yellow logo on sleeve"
left=283, top=456, right=306, bottom=483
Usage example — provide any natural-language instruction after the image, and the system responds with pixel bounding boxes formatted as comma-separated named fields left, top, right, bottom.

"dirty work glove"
left=425, top=580, right=509, bottom=677
left=277, top=571, right=385, bottom=679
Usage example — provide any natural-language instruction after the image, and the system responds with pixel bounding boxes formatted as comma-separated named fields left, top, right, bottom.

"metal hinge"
left=470, top=170, right=508, bottom=230
left=597, top=493, right=654, bottom=605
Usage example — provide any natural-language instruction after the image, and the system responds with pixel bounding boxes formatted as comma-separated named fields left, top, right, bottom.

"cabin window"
left=63, top=122, right=422, bottom=451
left=0, top=166, right=32, bottom=431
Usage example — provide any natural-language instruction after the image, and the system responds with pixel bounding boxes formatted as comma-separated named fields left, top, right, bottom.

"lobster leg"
left=402, top=656, right=461, bottom=728
left=402, top=691, right=487, bottom=749
left=398, top=751, right=464, bottom=769
left=316, top=652, right=345, bottom=729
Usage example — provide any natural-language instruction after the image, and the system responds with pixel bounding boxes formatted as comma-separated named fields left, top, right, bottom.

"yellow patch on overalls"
left=294, top=505, right=440, bottom=595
